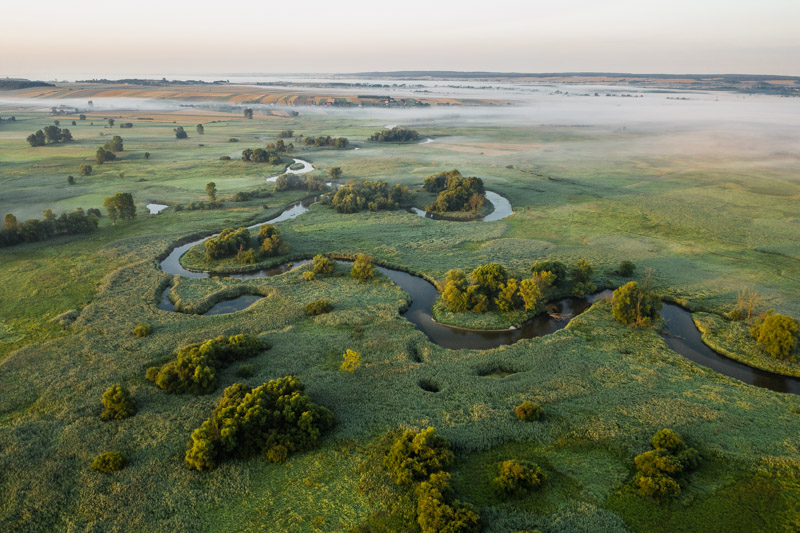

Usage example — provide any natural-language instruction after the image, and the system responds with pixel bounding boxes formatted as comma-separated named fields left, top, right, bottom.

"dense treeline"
left=423, top=170, right=485, bottom=213
left=274, top=173, right=326, bottom=192
left=441, top=258, right=595, bottom=314
left=367, top=127, right=420, bottom=142
left=146, top=334, right=267, bottom=395
left=241, top=148, right=281, bottom=164
left=302, top=135, right=349, bottom=148
left=26, top=125, right=73, bottom=146
left=383, top=427, right=480, bottom=533
left=329, top=180, right=414, bottom=213
left=1, top=208, right=98, bottom=247
left=184, top=376, right=335, bottom=470
left=203, top=224, right=289, bottom=264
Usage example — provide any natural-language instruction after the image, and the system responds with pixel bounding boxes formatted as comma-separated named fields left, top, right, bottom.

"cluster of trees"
left=611, top=280, right=661, bottom=327
left=1, top=208, right=99, bottom=247
left=104, top=192, right=136, bottom=223
left=303, top=254, right=336, bottom=281
left=274, top=173, right=325, bottom=192
left=330, top=180, right=414, bottom=213
left=100, top=384, right=136, bottom=420
left=184, top=377, right=335, bottom=470
left=302, top=135, right=349, bottom=148
left=26, top=125, right=73, bottom=146
left=233, top=188, right=272, bottom=202
left=441, top=259, right=596, bottom=315
left=204, top=227, right=250, bottom=260
left=277, top=129, right=293, bottom=138
left=750, top=311, right=799, bottom=360
left=241, top=148, right=283, bottom=164
left=257, top=224, right=289, bottom=257
left=383, top=427, right=480, bottom=533
left=634, top=429, right=700, bottom=498
left=423, top=170, right=485, bottom=213
left=368, top=127, right=420, bottom=142
left=95, top=135, right=124, bottom=164
left=265, top=139, right=293, bottom=153
left=146, top=334, right=268, bottom=395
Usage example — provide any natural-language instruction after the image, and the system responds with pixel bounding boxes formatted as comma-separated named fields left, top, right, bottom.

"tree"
left=54, top=120, right=60, bottom=126
left=312, top=254, right=335, bottom=275
left=751, top=312, right=799, bottom=359
left=80, top=164, right=92, bottom=176
left=384, top=427, right=454, bottom=485
left=612, top=281, right=661, bottom=327
left=351, top=254, right=375, bottom=281
left=26, top=130, right=46, bottom=147
left=196, top=123, right=204, bottom=135
left=470, top=263, right=507, bottom=298
left=518, top=278, right=543, bottom=311
left=531, top=260, right=567, bottom=285
left=174, top=126, right=188, bottom=139
left=79, top=114, right=86, bottom=120
left=104, top=135, right=123, bottom=152
left=633, top=428, right=700, bottom=499
left=107, top=118, right=115, bottom=127
left=104, top=192, right=136, bottom=224
left=495, top=278, right=520, bottom=312
left=205, top=182, right=217, bottom=202
left=100, top=384, right=136, bottom=420
left=341, top=349, right=362, bottom=372
left=329, top=166, right=343, bottom=179
left=732, top=287, right=762, bottom=321
left=144, top=152, right=151, bottom=159
left=243, top=108, right=254, bottom=119
left=571, top=258, right=596, bottom=296
left=442, top=269, right=469, bottom=312
left=67, top=175, right=76, bottom=185
left=96, top=147, right=116, bottom=164
left=616, top=260, right=636, bottom=277
left=4, top=213, right=18, bottom=231
left=492, top=460, right=545, bottom=495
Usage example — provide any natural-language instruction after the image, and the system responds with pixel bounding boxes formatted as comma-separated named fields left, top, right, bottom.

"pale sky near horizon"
left=2, top=0, right=799, bottom=78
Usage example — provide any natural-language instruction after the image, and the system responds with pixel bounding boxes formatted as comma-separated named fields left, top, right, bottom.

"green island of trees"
left=329, top=180, right=414, bottom=213
left=203, top=224, right=289, bottom=264
left=184, top=376, right=335, bottom=471
left=274, top=173, right=326, bottom=192
left=26, top=125, right=73, bottom=146
left=368, top=127, right=420, bottom=142
left=302, top=135, right=349, bottom=148
left=146, top=334, right=268, bottom=395
left=423, top=170, right=485, bottom=214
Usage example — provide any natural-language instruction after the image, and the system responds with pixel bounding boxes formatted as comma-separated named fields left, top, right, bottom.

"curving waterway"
left=410, top=191, right=513, bottom=222
left=156, top=158, right=799, bottom=394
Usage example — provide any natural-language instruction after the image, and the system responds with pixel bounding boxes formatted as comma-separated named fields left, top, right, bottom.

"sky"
left=2, top=0, right=799, bottom=79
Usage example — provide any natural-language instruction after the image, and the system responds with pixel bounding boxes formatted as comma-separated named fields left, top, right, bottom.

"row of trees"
left=274, top=173, right=325, bottom=192
left=146, top=334, right=267, bottom=395
left=423, top=170, right=485, bottom=213
left=242, top=148, right=282, bottom=164
left=27, top=125, right=73, bottom=146
left=302, top=135, right=349, bottom=148
left=185, top=377, right=335, bottom=470
left=1, top=208, right=99, bottom=247
left=329, top=180, right=415, bottom=213
left=441, top=259, right=595, bottom=315
left=368, top=127, right=420, bottom=142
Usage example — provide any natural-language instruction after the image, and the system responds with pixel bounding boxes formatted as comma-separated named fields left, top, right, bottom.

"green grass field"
left=1, top=101, right=799, bottom=532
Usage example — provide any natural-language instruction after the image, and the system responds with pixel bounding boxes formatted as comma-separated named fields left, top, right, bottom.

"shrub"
left=100, top=384, right=136, bottom=420
left=306, top=299, right=333, bottom=316
left=492, top=459, right=545, bottom=495
left=751, top=312, right=799, bottom=359
left=415, top=472, right=481, bottom=533
left=302, top=271, right=316, bottom=281
left=384, top=427, right=454, bottom=485
left=514, top=400, right=543, bottom=421
left=351, top=254, right=375, bottom=282
left=91, top=451, right=127, bottom=473
left=612, top=281, right=661, bottom=326
left=147, top=334, right=268, bottom=395
left=219, top=155, right=231, bottom=161
left=616, top=260, right=636, bottom=277
left=132, top=323, right=151, bottom=337
left=531, top=260, right=567, bottom=285
left=258, top=224, right=289, bottom=256
left=633, top=428, right=700, bottom=499
left=341, top=349, right=362, bottom=372
left=312, top=254, right=335, bottom=275
left=184, top=377, right=335, bottom=471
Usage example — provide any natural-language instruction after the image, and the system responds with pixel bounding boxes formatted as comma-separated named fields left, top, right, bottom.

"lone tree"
left=243, top=108, right=254, bottom=119
left=205, top=182, right=217, bottom=202
left=329, top=166, right=343, bottom=179
left=612, top=280, right=661, bottom=327
left=80, top=164, right=92, bottom=176
left=104, top=192, right=136, bottom=224
left=67, top=175, right=76, bottom=185
left=351, top=254, right=375, bottom=282
left=100, top=384, right=136, bottom=420
left=196, top=123, right=204, bottom=135
left=174, top=126, right=188, bottom=139
left=751, top=312, right=799, bottom=359
left=107, top=118, right=115, bottom=127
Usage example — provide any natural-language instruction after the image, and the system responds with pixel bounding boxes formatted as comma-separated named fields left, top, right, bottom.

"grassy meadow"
left=1, top=95, right=800, bottom=532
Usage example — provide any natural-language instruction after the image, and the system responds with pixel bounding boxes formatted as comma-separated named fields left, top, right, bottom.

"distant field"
left=1, top=90, right=799, bottom=532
